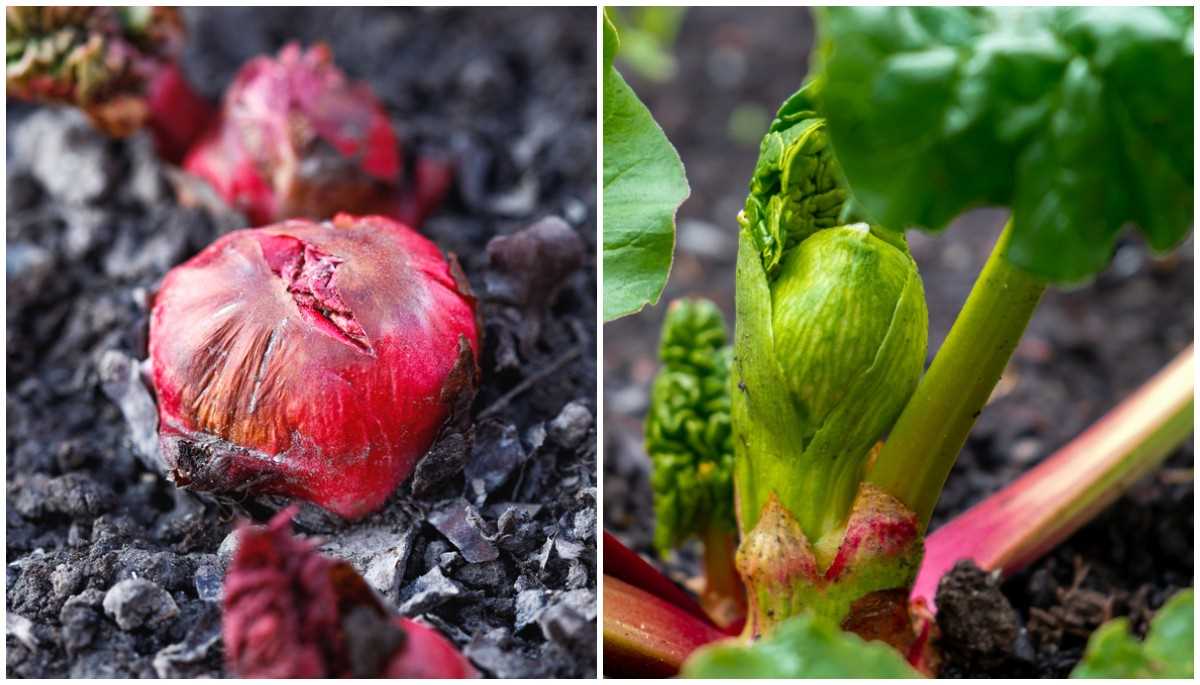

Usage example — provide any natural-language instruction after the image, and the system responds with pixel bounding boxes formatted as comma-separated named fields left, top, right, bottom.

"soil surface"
left=7, top=7, right=596, bottom=678
left=603, top=7, right=1193, bottom=678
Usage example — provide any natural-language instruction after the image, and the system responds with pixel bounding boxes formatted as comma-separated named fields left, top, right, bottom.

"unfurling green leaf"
left=1072, top=588, right=1193, bottom=678
left=729, top=90, right=929, bottom=630
left=602, top=9, right=690, bottom=321
left=647, top=298, right=735, bottom=552
left=739, top=84, right=849, bottom=278
left=681, top=612, right=919, bottom=678
left=816, top=6, right=1194, bottom=283
left=732, top=221, right=927, bottom=546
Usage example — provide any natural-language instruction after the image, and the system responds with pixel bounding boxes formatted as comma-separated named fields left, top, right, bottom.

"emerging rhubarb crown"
left=646, top=298, right=736, bottom=552
left=183, top=43, right=403, bottom=225
left=149, top=214, right=479, bottom=520
left=5, top=6, right=200, bottom=150
left=731, top=83, right=928, bottom=632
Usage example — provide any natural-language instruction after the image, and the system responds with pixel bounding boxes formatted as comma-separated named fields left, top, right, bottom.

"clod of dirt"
left=484, top=215, right=586, bottom=368
left=102, top=579, right=180, bottom=631
left=398, top=566, right=465, bottom=615
left=549, top=400, right=594, bottom=450
left=935, top=560, right=1035, bottom=677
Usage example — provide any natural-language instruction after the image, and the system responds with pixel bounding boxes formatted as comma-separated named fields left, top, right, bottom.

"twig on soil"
left=478, top=347, right=582, bottom=419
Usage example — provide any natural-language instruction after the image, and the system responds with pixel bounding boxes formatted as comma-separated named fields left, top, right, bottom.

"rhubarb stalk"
left=603, top=575, right=727, bottom=677
left=912, top=345, right=1194, bottom=608
left=868, top=221, right=1046, bottom=529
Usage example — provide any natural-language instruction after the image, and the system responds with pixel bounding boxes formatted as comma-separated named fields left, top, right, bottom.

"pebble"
left=102, top=579, right=179, bottom=631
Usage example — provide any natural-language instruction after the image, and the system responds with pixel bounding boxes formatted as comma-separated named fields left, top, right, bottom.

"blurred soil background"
left=8, top=7, right=596, bottom=678
left=602, top=7, right=1193, bottom=677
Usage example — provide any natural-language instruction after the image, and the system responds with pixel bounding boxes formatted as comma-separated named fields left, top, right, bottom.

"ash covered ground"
left=7, top=7, right=596, bottom=678
left=602, top=7, right=1193, bottom=678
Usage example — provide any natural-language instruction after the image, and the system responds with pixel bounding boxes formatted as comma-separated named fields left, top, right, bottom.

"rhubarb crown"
left=732, top=82, right=929, bottom=542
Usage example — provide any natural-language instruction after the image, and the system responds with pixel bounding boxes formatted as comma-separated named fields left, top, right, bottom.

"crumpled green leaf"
left=602, top=9, right=690, bottom=321
left=738, top=82, right=849, bottom=279
left=646, top=298, right=735, bottom=552
left=681, top=611, right=919, bottom=678
left=1072, top=588, right=1193, bottom=678
left=816, top=6, right=1193, bottom=283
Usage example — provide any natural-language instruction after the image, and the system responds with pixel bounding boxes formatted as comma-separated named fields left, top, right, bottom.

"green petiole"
left=868, top=221, right=1047, bottom=530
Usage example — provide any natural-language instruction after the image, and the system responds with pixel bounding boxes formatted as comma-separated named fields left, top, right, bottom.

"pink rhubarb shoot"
left=224, top=507, right=477, bottom=677
left=149, top=214, right=479, bottom=520
left=183, top=42, right=436, bottom=226
left=5, top=6, right=213, bottom=162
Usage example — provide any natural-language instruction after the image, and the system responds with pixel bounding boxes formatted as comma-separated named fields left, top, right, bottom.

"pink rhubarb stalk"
left=603, top=575, right=728, bottom=677
left=603, top=531, right=716, bottom=627
left=912, top=345, right=1195, bottom=610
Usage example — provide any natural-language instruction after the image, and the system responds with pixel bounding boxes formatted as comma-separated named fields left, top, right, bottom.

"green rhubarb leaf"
left=646, top=298, right=735, bottom=552
left=602, top=8, right=690, bottom=321
left=681, top=612, right=919, bottom=678
left=816, top=6, right=1194, bottom=283
left=1072, top=588, right=1194, bottom=678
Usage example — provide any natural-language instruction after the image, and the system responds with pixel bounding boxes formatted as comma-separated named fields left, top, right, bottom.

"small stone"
left=397, top=566, right=463, bottom=616
left=465, top=628, right=543, bottom=679
left=548, top=400, right=592, bottom=450
left=6, top=613, right=41, bottom=651
left=217, top=529, right=242, bottom=566
left=102, top=578, right=179, bottom=631
left=572, top=506, right=596, bottom=541
left=538, top=600, right=588, bottom=647
left=59, top=589, right=106, bottom=653
left=454, top=560, right=509, bottom=589
left=515, top=588, right=550, bottom=631
left=554, top=536, right=585, bottom=561
left=429, top=499, right=499, bottom=563
left=565, top=561, right=588, bottom=589
left=465, top=421, right=528, bottom=504
left=152, top=603, right=222, bottom=678
left=193, top=564, right=222, bottom=602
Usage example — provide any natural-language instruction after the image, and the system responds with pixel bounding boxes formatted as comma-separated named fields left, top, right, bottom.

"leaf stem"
left=603, top=575, right=728, bottom=677
left=700, top=527, right=746, bottom=630
left=602, top=531, right=714, bottom=626
left=868, top=220, right=1046, bottom=528
left=912, top=346, right=1194, bottom=608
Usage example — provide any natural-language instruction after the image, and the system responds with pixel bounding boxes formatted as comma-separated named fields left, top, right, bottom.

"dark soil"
left=7, top=7, right=596, bottom=678
left=602, top=7, right=1193, bottom=678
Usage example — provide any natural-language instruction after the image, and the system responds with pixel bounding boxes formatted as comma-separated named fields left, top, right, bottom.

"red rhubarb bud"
left=182, top=43, right=405, bottom=225
left=149, top=214, right=479, bottom=519
left=224, top=507, right=478, bottom=678
left=5, top=6, right=211, bottom=161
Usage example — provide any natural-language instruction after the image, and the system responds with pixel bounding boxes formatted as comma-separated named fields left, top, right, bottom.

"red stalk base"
left=602, top=531, right=715, bottom=627
left=603, top=575, right=728, bottom=677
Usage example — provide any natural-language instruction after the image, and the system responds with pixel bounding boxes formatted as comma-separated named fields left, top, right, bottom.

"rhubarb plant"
left=611, top=4, right=1194, bottom=676
left=645, top=298, right=742, bottom=627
